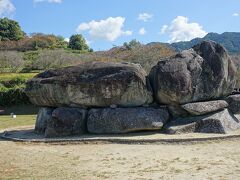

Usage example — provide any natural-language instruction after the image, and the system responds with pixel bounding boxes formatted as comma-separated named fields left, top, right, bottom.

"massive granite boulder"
left=181, top=100, right=228, bottom=116
left=165, top=109, right=240, bottom=134
left=87, top=107, right=169, bottom=134
left=25, top=61, right=153, bottom=108
left=149, top=41, right=236, bottom=105
left=45, top=107, right=87, bottom=137
left=35, top=107, right=54, bottom=133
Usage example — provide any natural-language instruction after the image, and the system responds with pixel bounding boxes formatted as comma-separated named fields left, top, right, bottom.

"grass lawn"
left=0, top=115, right=36, bottom=130
left=0, top=105, right=38, bottom=130
left=0, top=72, right=38, bottom=82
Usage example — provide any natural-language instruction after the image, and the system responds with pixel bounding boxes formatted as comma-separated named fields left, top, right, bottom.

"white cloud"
left=160, top=16, right=207, bottom=43
left=33, top=0, right=62, bottom=3
left=85, top=38, right=92, bottom=45
left=160, top=25, right=168, bottom=34
left=138, top=27, right=146, bottom=35
left=76, top=17, right=132, bottom=42
left=64, top=37, right=69, bottom=42
left=138, top=13, right=153, bottom=22
left=233, top=13, right=239, bottom=17
left=0, top=0, right=15, bottom=17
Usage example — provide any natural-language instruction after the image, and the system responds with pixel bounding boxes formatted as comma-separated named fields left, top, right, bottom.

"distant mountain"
left=148, top=32, right=240, bottom=54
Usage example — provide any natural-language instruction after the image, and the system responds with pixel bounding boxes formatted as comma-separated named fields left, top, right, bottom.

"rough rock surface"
left=225, top=94, right=240, bottom=114
left=165, top=109, right=240, bottom=134
left=149, top=41, right=236, bottom=105
left=181, top=100, right=228, bottom=116
left=87, top=107, right=169, bottom=134
left=35, top=107, right=54, bottom=133
left=25, top=61, right=153, bottom=108
left=45, top=107, right=87, bottom=137
left=167, top=105, right=190, bottom=118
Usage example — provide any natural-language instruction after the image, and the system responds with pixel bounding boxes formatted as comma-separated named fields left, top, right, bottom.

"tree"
left=123, top=39, right=141, bottom=50
left=68, top=34, right=89, bottom=51
left=0, top=18, right=25, bottom=41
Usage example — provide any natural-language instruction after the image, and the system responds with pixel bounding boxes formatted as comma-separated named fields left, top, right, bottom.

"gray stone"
left=87, top=107, right=169, bottom=134
left=25, top=61, right=153, bottom=108
left=181, top=100, right=228, bottom=116
left=165, top=109, right=240, bottom=134
left=225, top=94, right=240, bottom=114
left=35, top=107, right=54, bottom=133
left=45, top=107, right=87, bottom=137
left=149, top=41, right=236, bottom=105
left=167, top=105, right=190, bottom=118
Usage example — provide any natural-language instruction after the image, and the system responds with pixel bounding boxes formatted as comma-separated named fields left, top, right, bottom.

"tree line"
left=0, top=17, right=91, bottom=52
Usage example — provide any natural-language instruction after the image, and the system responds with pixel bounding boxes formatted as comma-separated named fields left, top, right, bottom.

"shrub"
left=32, top=49, right=83, bottom=70
left=0, top=84, right=30, bottom=106
left=0, top=33, right=68, bottom=51
left=22, top=51, right=40, bottom=72
left=0, top=73, right=36, bottom=106
left=0, top=51, right=24, bottom=73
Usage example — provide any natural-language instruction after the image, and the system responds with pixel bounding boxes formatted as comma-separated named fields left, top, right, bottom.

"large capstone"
left=165, top=109, right=240, bottom=134
left=45, top=107, right=87, bottom=137
left=35, top=107, right=54, bottom=133
left=25, top=61, right=153, bottom=108
left=149, top=41, right=236, bottom=105
left=87, top=107, right=169, bottom=134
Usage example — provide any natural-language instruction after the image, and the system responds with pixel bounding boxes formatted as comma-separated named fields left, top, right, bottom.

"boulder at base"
left=35, top=107, right=54, bottom=133
left=181, top=100, right=228, bottom=116
left=87, top=107, right=169, bottom=134
left=45, top=107, right=87, bottom=137
left=165, top=109, right=240, bottom=134
left=225, top=94, right=240, bottom=114
left=25, top=62, right=153, bottom=108
left=149, top=41, right=236, bottom=105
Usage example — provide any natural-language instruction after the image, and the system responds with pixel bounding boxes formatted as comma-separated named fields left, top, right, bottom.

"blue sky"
left=0, top=0, right=240, bottom=50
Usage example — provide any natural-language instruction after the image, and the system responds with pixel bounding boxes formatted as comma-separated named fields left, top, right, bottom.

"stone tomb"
left=25, top=41, right=240, bottom=137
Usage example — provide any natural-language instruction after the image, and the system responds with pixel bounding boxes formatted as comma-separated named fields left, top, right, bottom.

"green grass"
left=0, top=115, right=36, bottom=130
left=0, top=72, right=38, bottom=82
left=0, top=105, right=38, bottom=130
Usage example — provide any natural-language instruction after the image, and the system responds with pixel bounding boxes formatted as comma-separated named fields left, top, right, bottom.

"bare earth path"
left=0, top=138, right=240, bottom=179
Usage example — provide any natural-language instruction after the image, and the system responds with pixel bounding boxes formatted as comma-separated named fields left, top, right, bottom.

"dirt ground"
left=0, top=139, right=240, bottom=180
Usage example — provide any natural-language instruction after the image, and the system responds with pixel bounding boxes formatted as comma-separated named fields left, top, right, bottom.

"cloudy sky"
left=1, top=0, right=240, bottom=50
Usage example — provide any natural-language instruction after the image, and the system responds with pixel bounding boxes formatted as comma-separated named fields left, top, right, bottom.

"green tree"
left=123, top=39, right=141, bottom=50
left=0, top=18, right=25, bottom=41
left=68, top=34, right=89, bottom=50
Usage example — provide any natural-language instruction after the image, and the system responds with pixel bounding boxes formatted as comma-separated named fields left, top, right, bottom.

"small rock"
left=181, top=100, right=228, bottom=116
